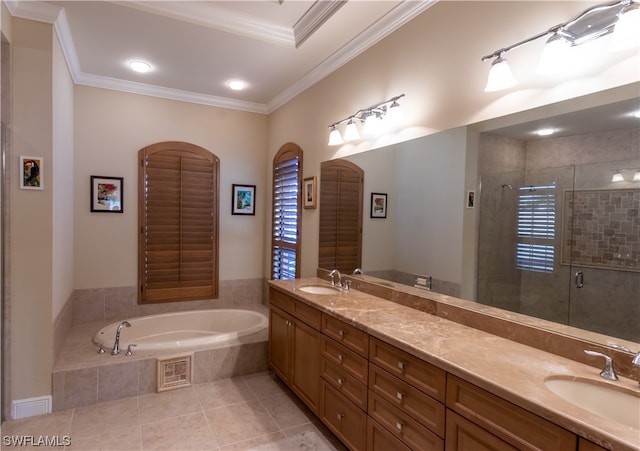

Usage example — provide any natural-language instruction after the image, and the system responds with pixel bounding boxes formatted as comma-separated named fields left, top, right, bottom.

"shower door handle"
left=575, top=271, right=584, bottom=288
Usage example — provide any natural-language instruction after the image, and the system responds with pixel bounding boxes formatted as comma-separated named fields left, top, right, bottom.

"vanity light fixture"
left=128, top=60, right=152, bottom=73
left=633, top=170, right=640, bottom=181
left=482, top=0, right=640, bottom=92
left=611, top=170, right=625, bottom=182
left=327, top=94, right=405, bottom=145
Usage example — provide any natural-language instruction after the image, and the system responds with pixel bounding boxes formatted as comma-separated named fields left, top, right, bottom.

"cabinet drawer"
left=269, top=287, right=293, bottom=312
left=321, top=358, right=367, bottom=411
left=367, top=417, right=411, bottom=451
left=321, top=380, right=367, bottom=451
left=368, top=390, right=444, bottom=451
left=369, top=364, right=445, bottom=437
left=321, top=336, right=368, bottom=384
left=446, top=375, right=576, bottom=451
left=445, top=409, right=517, bottom=451
left=292, top=299, right=322, bottom=329
left=322, top=314, right=368, bottom=357
left=369, top=337, right=446, bottom=402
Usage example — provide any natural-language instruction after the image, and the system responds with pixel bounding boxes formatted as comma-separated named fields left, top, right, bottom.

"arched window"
left=271, top=143, right=303, bottom=280
left=138, top=141, right=219, bottom=303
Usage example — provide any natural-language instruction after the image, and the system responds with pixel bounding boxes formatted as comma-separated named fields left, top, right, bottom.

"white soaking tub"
left=94, top=309, right=268, bottom=351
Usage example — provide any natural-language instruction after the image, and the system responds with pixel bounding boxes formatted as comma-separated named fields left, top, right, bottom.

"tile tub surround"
left=284, top=276, right=640, bottom=451
left=3, top=372, right=347, bottom=451
left=52, top=306, right=269, bottom=412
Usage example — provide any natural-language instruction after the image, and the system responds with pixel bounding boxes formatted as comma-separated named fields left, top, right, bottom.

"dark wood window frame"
left=271, top=143, right=303, bottom=280
left=138, top=141, right=220, bottom=304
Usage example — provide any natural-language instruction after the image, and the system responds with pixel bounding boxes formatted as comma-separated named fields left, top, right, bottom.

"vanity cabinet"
left=268, top=288, right=322, bottom=414
left=445, top=375, right=577, bottom=451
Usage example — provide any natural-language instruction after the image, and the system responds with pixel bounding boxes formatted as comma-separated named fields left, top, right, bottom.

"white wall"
left=73, top=86, right=269, bottom=289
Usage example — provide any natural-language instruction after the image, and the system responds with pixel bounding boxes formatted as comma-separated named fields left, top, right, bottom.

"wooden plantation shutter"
left=271, top=143, right=302, bottom=280
left=138, top=141, right=219, bottom=303
left=318, top=159, right=363, bottom=273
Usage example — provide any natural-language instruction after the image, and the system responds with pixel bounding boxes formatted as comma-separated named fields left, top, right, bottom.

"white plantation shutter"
left=517, top=184, right=556, bottom=273
left=271, top=144, right=302, bottom=280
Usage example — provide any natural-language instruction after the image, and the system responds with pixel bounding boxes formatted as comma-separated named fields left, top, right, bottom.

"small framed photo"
left=232, top=184, right=256, bottom=215
left=466, top=190, right=476, bottom=208
left=303, top=176, right=317, bottom=209
left=91, top=176, right=123, bottom=213
left=370, top=192, right=387, bottom=218
left=20, top=156, right=44, bottom=190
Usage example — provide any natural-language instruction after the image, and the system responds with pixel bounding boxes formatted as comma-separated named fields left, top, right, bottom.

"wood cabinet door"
left=291, top=318, right=321, bottom=414
left=445, top=410, right=517, bottom=451
left=269, top=307, right=291, bottom=383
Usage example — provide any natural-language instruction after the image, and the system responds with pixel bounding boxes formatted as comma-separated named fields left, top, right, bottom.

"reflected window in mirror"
left=319, top=159, right=364, bottom=273
left=271, top=143, right=303, bottom=280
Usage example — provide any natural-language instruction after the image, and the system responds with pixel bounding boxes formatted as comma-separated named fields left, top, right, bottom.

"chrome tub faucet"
left=111, top=321, right=131, bottom=355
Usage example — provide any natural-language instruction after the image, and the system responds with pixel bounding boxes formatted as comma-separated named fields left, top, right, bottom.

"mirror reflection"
left=319, top=93, right=640, bottom=345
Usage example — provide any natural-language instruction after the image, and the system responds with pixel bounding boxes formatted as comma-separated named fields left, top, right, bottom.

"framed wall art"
left=232, top=184, right=256, bottom=215
left=20, top=156, right=44, bottom=190
left=91, top=176, right=123, bottom=213
left=303, top=176, right=317, bottom=209
left=370, top=192, right=387, bottom=218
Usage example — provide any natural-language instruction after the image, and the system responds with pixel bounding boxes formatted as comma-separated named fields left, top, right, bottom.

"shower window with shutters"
left=271, top=143, right=303, bottom=280
left=138, top=141, right=219, bottom=304
left=516, top=183, right=557, bottom=273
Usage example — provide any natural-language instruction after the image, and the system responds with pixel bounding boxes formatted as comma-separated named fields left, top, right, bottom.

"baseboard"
left=11, top=395, right=52, bottom=419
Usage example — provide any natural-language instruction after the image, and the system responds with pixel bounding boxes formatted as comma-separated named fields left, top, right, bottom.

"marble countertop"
left=269, top=277, right=640, bottom=451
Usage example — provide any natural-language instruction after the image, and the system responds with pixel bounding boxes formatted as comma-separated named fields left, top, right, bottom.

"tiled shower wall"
left=478, top=128, right=640, bottom=342
left=53, top=278, right=267, bottom=363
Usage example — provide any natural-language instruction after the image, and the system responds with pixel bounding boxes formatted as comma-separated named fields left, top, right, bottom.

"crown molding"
left=293, top=0, right=347, bottom=48
left=5, top=0, right=60, bottom=23
left=267, top=0, right=438, bottom=113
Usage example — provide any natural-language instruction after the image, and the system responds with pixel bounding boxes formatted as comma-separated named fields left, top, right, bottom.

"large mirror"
left=319, top=85, right=640, bottom=346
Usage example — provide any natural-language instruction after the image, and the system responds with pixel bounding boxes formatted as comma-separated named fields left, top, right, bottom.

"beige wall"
left=266, top=1, right=640, bottom=278
left=73, top=86, right=269, bottom=289
left=10, top=17, right=54, bottom=401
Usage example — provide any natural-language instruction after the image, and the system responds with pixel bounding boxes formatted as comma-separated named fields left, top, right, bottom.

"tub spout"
left=111, top=321, right=131, bottom=355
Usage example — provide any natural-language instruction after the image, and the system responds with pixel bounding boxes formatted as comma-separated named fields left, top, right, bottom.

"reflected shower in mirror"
left=318, top=92, right=640, bottom=345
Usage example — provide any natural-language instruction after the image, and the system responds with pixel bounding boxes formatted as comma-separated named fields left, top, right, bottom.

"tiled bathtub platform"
left=52, top=318, right=269, bottom=412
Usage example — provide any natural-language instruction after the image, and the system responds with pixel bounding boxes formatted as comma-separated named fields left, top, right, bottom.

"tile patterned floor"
left=1, top=372, right=347, bottom=451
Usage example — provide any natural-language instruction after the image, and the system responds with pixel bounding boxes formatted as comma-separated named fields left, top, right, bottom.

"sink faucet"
left=328, top=269, right=342, bottom=288
left=584, top=350, right=618, bottom=381
left=111, top=321, right=131, bottom=355
left=352, top=268, right=363, bottom=275
left=632, top=352, right=640, bottom=371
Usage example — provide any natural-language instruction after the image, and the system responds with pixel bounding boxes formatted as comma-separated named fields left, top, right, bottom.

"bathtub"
left=94, top=309, right=268, bottom=351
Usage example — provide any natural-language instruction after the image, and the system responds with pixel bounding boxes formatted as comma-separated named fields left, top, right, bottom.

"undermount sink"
left=544, top=376, right=640, bottom=429
left=298, top=285, right=340, bottom=295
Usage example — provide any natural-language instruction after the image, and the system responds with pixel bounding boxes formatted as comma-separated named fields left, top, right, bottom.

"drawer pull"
left=337, top=413, right=344, bottom=422
left=397, top=361, right=406, bottom=370
left=396, top=421, right=404, bottom=432
left=338, top=329, right=345, bottom=337
left=396, top=391, right=404, bottom=401
left=337, top=377, right=344, bottom=386
left=337, top=354, right=344, bottom=362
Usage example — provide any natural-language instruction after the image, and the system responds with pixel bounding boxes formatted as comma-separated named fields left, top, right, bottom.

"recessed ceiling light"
left=226, top=80, right=247, bottom=91
left=128, top=60, right=152, bottom=73
left=535, top=128, right=555, bottom=136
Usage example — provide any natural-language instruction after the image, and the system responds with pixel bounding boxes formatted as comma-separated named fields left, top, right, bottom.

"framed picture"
left=303, top=176, right=317, bottom=209
left=370, top=192, right=387, bottom=218
left=20, top=156, right=44, bottom=190
left=466, top=190, right=476, bottom=208
left=232, top=184, right=256, bottom=215
left=91, top=176, right=123, bottom=213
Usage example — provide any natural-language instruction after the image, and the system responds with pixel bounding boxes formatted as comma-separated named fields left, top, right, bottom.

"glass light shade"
left=328, top=127, right=344, bottom=146
left=344, top=119, right=360, bottom=141
left=537, top=34, right=572, bottom=75
left=612, top=171, right=625, bottom=182
left=484, top=56, right=516, bottom=92
left=363, top=113, right=382, bottom=135
left=386, top=102, right=404, bottom=127
left=633, top=170, right=640, bottom=181
left=610, top=4, right=640, bottom=51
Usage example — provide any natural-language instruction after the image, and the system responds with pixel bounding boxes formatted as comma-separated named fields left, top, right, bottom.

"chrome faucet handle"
left=343, top=280, right=351, bottom=291
left=126, top=344, right=137, bottom=356
left=97, top=343, right=105, bottom=354
left=584, top=350, right=618, bottom=381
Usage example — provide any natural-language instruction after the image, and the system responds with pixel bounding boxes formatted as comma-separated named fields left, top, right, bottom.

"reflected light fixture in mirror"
left=482, top=0, right=640, bottom=91
left=612, top=170, right=625, bottom=182
left=634, top=170, right=640, bottom=181
left=327, top=94, right=405, bottom=145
